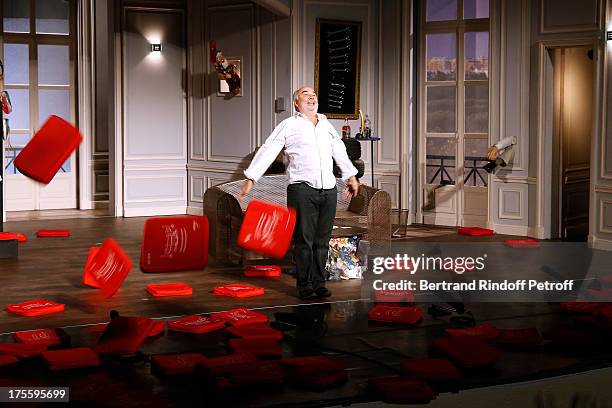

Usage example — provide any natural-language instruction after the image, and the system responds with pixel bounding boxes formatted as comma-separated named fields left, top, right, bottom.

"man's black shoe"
left=315, top=287, right=332, bottom=298
left=298, top=288, right=316, bottom=300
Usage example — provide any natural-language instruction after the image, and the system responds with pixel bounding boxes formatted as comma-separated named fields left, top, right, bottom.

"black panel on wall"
left=314, top=19, right=362, bottom=119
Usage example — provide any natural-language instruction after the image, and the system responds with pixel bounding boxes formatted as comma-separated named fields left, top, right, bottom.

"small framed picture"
left=217, top=56, right=242, bottom=97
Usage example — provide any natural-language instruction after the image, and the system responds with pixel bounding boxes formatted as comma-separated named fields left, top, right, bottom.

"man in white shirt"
left=239, top=86, right=359, bottom=299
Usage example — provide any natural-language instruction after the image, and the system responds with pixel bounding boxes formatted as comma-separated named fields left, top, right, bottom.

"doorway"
left=551, top=46, right=593, bottom=241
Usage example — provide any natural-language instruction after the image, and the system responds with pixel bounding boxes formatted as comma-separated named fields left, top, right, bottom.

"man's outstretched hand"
left=239, top=179, right=254, bottom=201
left=345, top=176, right=359, bottom=198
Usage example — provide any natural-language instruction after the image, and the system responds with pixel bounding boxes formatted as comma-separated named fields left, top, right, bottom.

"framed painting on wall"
left=314, top=19, right=362, bottom=119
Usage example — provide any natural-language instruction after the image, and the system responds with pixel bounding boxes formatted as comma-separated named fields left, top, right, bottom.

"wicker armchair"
left=203, top=175, right=391, bottom=265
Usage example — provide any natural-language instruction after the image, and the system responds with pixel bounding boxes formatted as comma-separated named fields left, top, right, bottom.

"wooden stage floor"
left=0, top=216, right=367, bottom=334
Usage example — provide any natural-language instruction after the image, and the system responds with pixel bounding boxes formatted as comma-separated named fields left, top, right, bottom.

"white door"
left=121, top=8, right=187, bottom=217
left=2, top=0, right=77, bottom=211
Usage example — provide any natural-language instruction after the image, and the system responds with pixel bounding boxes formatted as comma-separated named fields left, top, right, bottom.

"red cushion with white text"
left=140, top=216, right=209, bottom=273
left=6, top=300, right=65, bottom=317
left=14, top=115, right=83, bottom=184
left=42, top=348, right=100, bottom=370
left=212, top=283, right=264, bottom=298
left=212, top=308, right=269, bottom=327
left=85, top=238, right=132, bottom=298
left=237, top=200, right=296, bottom=259
left=82, top=246, right=101, bottom=288
left=367, top=305, right=422, bottom=325
left=146, top=283, right=193, bottom=297
left=14, top=329, right=69, bottom=347
left=167, top=315, right=226, bottom=334
left=458, top=227, right=494, bottom=236
left=244, top=265, right=282, bottom=277
left=36, top=229, right=70, bottom=237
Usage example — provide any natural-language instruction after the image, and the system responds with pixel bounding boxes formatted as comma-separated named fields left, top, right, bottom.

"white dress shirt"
left=244, top=112, right=358, bottom=189
left=494, top=136, right=517, bottom=150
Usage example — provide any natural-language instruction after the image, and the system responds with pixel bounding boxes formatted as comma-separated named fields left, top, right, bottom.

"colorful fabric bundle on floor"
left=326, top=235, right=364, bottom=280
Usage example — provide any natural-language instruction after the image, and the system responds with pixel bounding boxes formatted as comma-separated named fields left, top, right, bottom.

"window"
left=422, top=0, right=489, bottom=188
left=2, top=0, right=74, bottom=175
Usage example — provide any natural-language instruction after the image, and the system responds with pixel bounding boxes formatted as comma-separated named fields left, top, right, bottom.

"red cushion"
left=151, top=353, right=204, bottom=376
left=84, top=238, right=132, bottom=298
left=244, top=265, right=282, bottom=277
left=14, top=115, right=83, bottom=184
left=199, top=353, right=258, bottom=376
left=146, top=282, right=193, bottom=297
left=374, top=289, right=415, bottom=303
left=225, top=324, right=282, bottom=340
left=42, top=348, right=99, bottom=370
left=458, top=227, right=494, bottom=236
left=96, top=316, right=155, bottom=355
left=14, top=329, right=69, bottom=347
left=140, top=216, right=209, bottom=273
left=431, top=337, right=501, bottom=369
left=504, top=238, right=540, bottom=248
left=445, top=323, right=500, bottom=341
left=148, top=320, right=165, bottom=337
left=212, top=283, right=264, bottom=298
left=0, top=232, right=26, bottom=242
left=286, top=370, right=347, bottom=390
left=211, top=308, right=268, bottom=326
left=400, top=358, right=462, bottom=382
left=227, top=338, right=282, bottom=358
left=278, top=355, right=346, bottom=375
left=82, top=246, right=101, bottom=288
left=6, top=299, right=65, bottom=317
left=367, top=305, right=422, bottom=325
left=369, top=376, right=437, bottom=404
left=237, top=199, right=296, bottom=259
left=490, top=328, right=542, bottom=347
left=36, top=229, right=70, bottom=237
left=167, top=315, right=226, bottom=334
left=0, top=354, right=18, bottom=367
left=0, top=343, right=48, bottom=358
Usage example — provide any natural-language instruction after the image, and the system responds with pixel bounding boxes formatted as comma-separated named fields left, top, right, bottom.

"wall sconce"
left=150, top=43, right=162, bottom=52
left=607, top=31, right=612, bottom=41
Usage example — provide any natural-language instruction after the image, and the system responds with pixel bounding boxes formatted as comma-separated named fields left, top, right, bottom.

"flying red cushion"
left=14, top=115, right=83, bottom=184
left=167, top=315, right=226, bottom=334
left=146, top=282, right=193, bottom=297
left=42, top=348, right=100, bottom=370
left=367, top=305, right=422, bottom=325
left=6, top=300, right=65, bottom=317
left=237, top=199, right=296, bottom=259
left=85, top=238, right=132, bottom=298
left=458, top=227, right=494, bottom=236
left=36, top=229, right=70, bottom=237
left=211, top=308, right=268, bottom=326
left=212, top=283, right=264, bottom=298
left=140, top=216, right=209, bottom=273
left=82, top=246, right=101, bottom=288
left=244, top=265, right=282, bottom=277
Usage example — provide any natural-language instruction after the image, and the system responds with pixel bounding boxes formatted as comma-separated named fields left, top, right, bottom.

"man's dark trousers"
left=287, top=182, right=337, bottom=292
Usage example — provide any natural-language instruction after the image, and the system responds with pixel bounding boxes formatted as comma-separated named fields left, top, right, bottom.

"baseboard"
left=123, top=206, right=187, bottom=217
left=187, top=206, right=203, bottom=216
left=589, top=235, right=612, bottom=251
